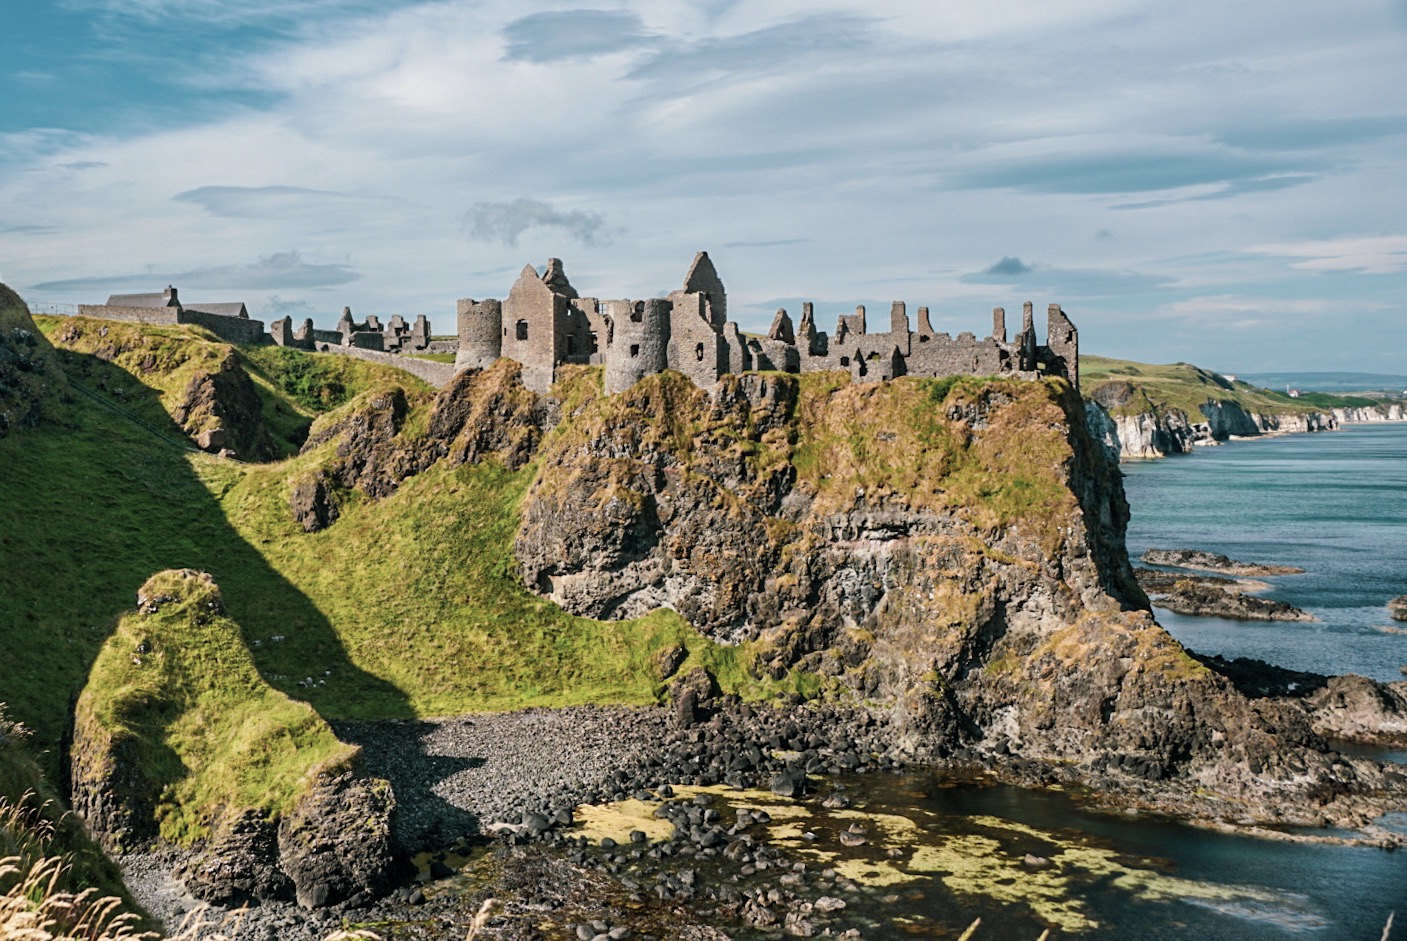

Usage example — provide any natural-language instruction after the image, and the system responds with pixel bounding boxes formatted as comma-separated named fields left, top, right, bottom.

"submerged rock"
left=1141, top=548, right=1304, bottom=576
left=1138, top=573, right=1315, bottom=622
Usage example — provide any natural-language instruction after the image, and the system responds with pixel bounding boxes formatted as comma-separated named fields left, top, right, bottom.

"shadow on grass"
left=0, top=347, right=414, bottom=774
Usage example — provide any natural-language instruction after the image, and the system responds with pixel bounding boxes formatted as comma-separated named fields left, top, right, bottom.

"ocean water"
left=1120, top=422, right=1407, bottom=684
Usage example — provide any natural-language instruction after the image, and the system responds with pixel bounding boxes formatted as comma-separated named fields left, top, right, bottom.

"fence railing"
left=28, top=302, right=78, bottom=316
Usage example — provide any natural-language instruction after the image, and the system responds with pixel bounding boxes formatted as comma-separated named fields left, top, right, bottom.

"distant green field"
left=1082, top=355, right=1376, bottom=417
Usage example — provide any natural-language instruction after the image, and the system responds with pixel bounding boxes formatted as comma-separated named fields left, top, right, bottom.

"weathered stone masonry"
left=79, top=286, right=445, bottom=380
left=455, top=253, right=1078, bottom=395
left=79, top=286, right=264, bottom=346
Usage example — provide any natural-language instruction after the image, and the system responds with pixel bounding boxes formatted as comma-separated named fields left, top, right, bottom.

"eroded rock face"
left=301, top=385, right=433, bottom=499
left=288, top=470, right=340, bottom=533
left=171, top=349, right=277, bottom=460
left=425, top=358, right=558, bottom=471
left=1306, top=675, right=1407, bottom=747
left=504, top=370, right=1404, bottom=826
left=277, top=771, right=397, bottom=910
left=67, top=725, right=159, bottom=855
left=181, top=810, right=293, bottom=907
left=0, top=284, right=67, bottom=437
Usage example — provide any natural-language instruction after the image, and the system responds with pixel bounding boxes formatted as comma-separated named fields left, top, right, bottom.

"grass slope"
left=1082, top=355, right=1376, bottom=417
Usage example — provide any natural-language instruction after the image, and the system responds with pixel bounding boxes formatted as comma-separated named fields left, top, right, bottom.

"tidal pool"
left=572, top=772, right=1405, bottom=938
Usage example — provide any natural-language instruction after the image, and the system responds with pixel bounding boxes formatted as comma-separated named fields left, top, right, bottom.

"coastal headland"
left=2, top=280, right=1405, bottom=940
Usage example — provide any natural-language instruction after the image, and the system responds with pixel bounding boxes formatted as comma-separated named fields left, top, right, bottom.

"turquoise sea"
left=1120, top=421, right=1407, bottom=684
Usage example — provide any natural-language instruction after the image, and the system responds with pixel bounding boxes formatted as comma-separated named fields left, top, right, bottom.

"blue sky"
left=2, top=0, right=1406, bottom=372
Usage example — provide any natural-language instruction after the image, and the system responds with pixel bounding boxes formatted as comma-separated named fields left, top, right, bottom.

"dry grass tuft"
left=0, top=856, right=385, bottom=941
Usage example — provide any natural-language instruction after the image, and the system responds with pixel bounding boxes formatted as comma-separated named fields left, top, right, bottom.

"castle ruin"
left=456, top=253, right=1078, bottom=396
left=70, top=254, right=1078, bottom=398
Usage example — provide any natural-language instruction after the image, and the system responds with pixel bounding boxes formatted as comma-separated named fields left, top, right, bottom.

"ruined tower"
left=455, top=298, right=503, bottom=371
left=604, top=299, right=671, bottom=395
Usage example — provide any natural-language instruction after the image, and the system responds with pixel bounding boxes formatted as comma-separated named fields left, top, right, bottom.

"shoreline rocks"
left=1141, top=548, right=1305, bottom=576
left=116, top=692, right=1407, bottom=940
left=1389, top=595, right=1407, bottom=622
left=1135, top=568, right=1315, bottom=622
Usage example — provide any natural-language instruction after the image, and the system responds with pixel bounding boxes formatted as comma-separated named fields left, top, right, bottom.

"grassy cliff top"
left=1082, top=355, right=1376, bottom=418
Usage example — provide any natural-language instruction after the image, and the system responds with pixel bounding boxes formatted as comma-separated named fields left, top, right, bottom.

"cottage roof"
left=186, top=302, right=249, bottom=319
left=106, top=291, right=177, bottom=308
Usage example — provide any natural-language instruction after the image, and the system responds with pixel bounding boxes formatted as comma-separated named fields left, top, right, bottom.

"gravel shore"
left=334, top=705, right=675, bottom=852
left=118, top=697, right=896, bottom=940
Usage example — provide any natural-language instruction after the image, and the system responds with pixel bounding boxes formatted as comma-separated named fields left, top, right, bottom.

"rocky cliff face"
left=275, top=361, right=1406, bottom=829
left=502, top=369, right=1405, bottom=827
left=1334, top=404, right=1406, bottom=422
left=0, top=284, right=67, bottom=438
left=1089, top=378, right=1407, bottom=461
left=1095, top=396, right=1340, bottom=460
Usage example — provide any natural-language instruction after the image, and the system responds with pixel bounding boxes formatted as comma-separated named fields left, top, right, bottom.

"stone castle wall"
left=455, top=252, right=1078, bottom=398
left=604, top=299, right=671, bottom=394
left=179, top=309, right=266, bottom=345
left=76, top=305, right=180, bottom=327
left=314, top=344, right=456, bottom=388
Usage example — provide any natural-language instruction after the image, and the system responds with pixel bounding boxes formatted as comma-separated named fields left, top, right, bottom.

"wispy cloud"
left=1245, top=235, right=1407, bottom=274
left=724, top=238, right=813, bottom=249
left=172, top=185, right=365, bottom=218
left=501, top=10, right=656, bottom=63
left=462, top=199, right=608, bottom=248
left=949, top=143, right=1319, bottom=196
left=31, top=250, right=359, bottom=294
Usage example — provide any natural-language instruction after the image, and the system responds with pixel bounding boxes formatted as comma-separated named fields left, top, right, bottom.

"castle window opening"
left=840, top=356, right=850, bottom=368
left=695, top=342, right=705, bottom=362
left=630, top=343, right=640, bottom=358
left=631, top=303, right=644, bottom=323
left=589, top=332, right=599, bottom=354
left=516, top=320, right=529, bottom=341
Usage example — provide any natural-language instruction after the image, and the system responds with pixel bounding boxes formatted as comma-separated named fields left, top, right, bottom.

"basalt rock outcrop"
left=300, top=384, right=433, bottom=500
left=290, top=360, right=553, bottom=531
left=169, top=347, right=278, bottom=460
left=501, top=368, right=1406, bottom=827
left=0, top=283, right=67, bottom=437
left=1141, top=548, right=1304, bottom=576
left=277, top=770, right=398, bottom=910
left=1305, top=675, right=1407, bottom=747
